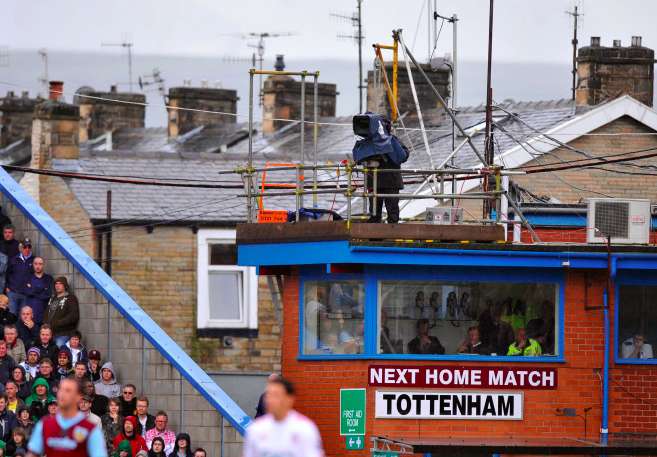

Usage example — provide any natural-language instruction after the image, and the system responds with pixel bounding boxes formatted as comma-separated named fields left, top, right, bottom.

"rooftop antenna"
left=566, top=3, right=583, bottom=101
left=330, top=0, right=365, bottom=112
left=37, top=48, right=48, bottom=97
left=138, top=68, right=166, bottom=102
left=483, top=0, right=495, bottom=220
left=101, top=40, right=134, bottom=91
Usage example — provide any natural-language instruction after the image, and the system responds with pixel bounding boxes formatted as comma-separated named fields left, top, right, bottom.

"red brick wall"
left=280, top=270, right=657, bottom=457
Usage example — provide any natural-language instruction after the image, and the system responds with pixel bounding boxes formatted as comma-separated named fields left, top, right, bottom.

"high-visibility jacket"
left=507, top=338, right=542, bottom=356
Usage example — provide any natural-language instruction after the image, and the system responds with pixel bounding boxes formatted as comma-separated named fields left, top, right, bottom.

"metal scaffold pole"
left=247, top=69, right=255, bottom=223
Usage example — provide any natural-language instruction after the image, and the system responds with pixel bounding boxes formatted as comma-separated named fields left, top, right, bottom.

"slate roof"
left=46, top=98, right=581, bottom=224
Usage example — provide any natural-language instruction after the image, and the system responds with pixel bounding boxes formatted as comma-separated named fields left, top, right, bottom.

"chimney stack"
left=261, top=56, right=338, bottom=134
left=74, top=86, right=146, bottom=142
left=48, top=81, right=64, bottom=101
left=167, top=86, right=239, bottom=138
left=576, top=36, right=655, bottom=107
left=0, top=91, right=43, bottom=147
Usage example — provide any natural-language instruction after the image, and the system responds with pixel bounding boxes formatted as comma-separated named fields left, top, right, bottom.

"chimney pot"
left=110, top=85, right=117, bottom=93
left=613, top=39, right=622, bottom=48
left=590, top=36, right=601, bottom=47
left=6, top=91, right=14, bottom=98
left=274, top=55, right=285, bottom=72
left=632, top=36, right=643, bottom=47
left=48, top=81, right=64, bottom=101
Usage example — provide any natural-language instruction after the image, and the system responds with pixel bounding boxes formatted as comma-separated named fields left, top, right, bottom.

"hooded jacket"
left=25, top=377, right=55, bottom=421
left=113, top=416, right=147, bottom=456
left=114, top=439, right=133, bottom=457
left=147, top=437, right=167, bottom=457
left=94, top=362, right=122, bottom=399
left=168, top=433, right=192, bottom=457
left=44, top=291, right=80, bottom=337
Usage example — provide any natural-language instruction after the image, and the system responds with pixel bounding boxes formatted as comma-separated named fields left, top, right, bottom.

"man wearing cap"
left=5, top=238, right=34, bottom=315
left=87, top=350, right=102, bottom=383
left=25, top=257, right=52, bottom=325
left=20, top=347, right=40, bottom=380
left=79, top=393, right=102, bottom=427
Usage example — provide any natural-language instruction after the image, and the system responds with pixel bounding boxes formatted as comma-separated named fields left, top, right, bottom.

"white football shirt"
left=243, top=410, right=324, bottom=457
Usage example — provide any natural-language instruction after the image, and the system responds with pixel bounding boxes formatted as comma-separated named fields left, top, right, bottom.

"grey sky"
left=4, top=0, right=657, bottom=63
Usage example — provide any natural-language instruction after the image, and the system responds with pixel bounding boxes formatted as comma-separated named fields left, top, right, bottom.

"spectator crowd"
left=0, top=225, right=207, bottom=457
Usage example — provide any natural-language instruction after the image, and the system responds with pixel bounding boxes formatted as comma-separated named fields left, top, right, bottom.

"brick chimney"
left=0, top=91, right=43, bottom=147
left=75, top=85, right=146, bottom=142
left=576, top=36, right=655, bottom=107
left=167, top=86, right=238, bottom=138
left=366, top=61, right=450, bottom=117
left=262, top=55, right=338, bottom=134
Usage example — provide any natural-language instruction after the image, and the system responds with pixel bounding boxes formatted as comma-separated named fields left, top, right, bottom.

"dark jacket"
left=61, top=341, right=88, bottom=365
left=91, top=393, right=109, bottom=417
left=0, top=308, right=17, bottom=340
left=0, top=354, right=16, bottom=384
left=6, top=254, right=34, bottom=295
left=0, top=239, right=19, bottom=259
left=136, top=413, right=156, bottom=435
left=43, top=293, right=79, bottom=337
left=17, top=320, right=39, bottom=349
left=101, top=412, right=123, bottom=453
left=168, top=433, right=192, bottom=457
left=0, top=408, right=17, bottom=441
left=36, top=341, right=59, bottom=363
left=407, top=336, right=445, bottom=355
left=255, top=393, right=266, bottom=418
left=25, top=273, right=53, bottom=324
left=364, top=156, right=404, bottom=191
left=120, top=397, right=137, bottom=418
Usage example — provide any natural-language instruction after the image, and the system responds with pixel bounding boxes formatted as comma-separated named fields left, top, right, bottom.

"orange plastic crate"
left=257, top=209, right=289, bottom=223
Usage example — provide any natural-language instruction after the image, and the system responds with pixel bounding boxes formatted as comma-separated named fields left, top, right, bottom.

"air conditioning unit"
left=425, top=207, right=463, bottom=225
left=586, top=198, right=651, bottom=244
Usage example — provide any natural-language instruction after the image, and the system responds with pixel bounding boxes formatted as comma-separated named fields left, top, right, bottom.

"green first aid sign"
left=340, top=388, right=366, bottom=436
left=345, top=435, right=365, bottom=450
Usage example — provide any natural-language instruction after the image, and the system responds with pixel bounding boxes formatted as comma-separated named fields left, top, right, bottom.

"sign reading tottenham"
left=369, top=365, right=557, bottom=389
left=375, top=391, right=523, bottom=420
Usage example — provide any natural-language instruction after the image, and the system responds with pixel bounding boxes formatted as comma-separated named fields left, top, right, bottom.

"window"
left=618, top=285, right=656, bottom=360
left=379, top=280, right=558, bottom=357
left=197, top=229, right=257, bottom=329
left=302, top=280, right=365, bottom=355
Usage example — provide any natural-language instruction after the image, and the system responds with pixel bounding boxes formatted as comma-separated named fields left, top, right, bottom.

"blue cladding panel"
left=0, top=169, right=251, bottom=434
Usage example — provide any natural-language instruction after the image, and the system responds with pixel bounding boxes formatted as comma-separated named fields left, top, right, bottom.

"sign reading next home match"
left=369, top=365, right=557, bottom=389
left=375, top=391, right=523, bottom=420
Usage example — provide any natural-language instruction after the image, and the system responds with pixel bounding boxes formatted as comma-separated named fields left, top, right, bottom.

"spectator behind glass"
left=24, top=257, right=52, bottom=325
left=87, top=350, right=102, bottom=383
left=5, top=238, right=34, bottom=315
left=479, top=303, right=515, bottom=355
left=144, top=411, right=176, bottom=456
left=0, top=295, right=17, bottom=340
left=36, top=325, right=58, bottom=363
left=43, top=277, right=79, bottom=347
left=62, top=330, right=88, bottom=365
left=0, top=226, right=19, bottom=259
left=0, top=340, right=16, bottom=384
left=4, top=324, right=25, bottom=364
left=120, top=384, right=137, bottom=417
left=20, top=348, right=40, bottom=381
left=507, top=327, right=542, bottom=356
left=169, top=433, right=192, bottom=457
left=407, top=319, right=445, bottom=355
left=458, top=326, right=491, bottom=355
left=94, top=362, right=121, bottom=399
left=622, top=334, right=654, bottom=359
left=101, top=397, right=123, bottom=454
left=136, top=396, right=155, bottom=436
left=16, top=307, right=39, bottom=349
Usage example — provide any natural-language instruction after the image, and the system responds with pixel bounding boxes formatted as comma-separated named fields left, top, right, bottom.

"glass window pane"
left=209, top=243, right=237, bottom=265
left=208, top=270, right=242, bottom=321
left=303, top=281, right=365, bottom=355
left=379, top=280, right=557, bottom=357
left=618, top=285, right=656, bottom=359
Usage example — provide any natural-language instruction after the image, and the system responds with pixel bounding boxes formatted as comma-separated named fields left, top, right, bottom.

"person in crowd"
left=5, top=238, right=34, bottom=315
left=94, top=362, right=121, bottom=400
left=0, top=341, right=16, bottom=384
left=88, top=350, right=102, bottom=383
left=0, top=226, right=19, bottom=260
left=26, top=377, right=107, bottom=457
left=34, top=326, right=57, bottom=364
left=25, top=378, right=54, bottom=422
left=0, top=296, right=16, bottom=341
left=15, top=407, right=32, bottom=439
left=168, top=433, right=192, bottom=457
left=16, top=308, right=39, bottom=351
left=622, top=334, right=654, bottom=359
left=255, top=374, right=279, bottom=418
left=192, top=449, right=206, bottom=457
left=5, top=381, right=24, bottom=413
left=33, top=359, right=57, bottom=395
left=55, top=350, right=73, bottom=381
left=120, top=384, right=137, bottom=418
left=24, top=258, right=51, bottom=326
left=526, top=300, right=555, bottom=354
left=43, top=276, right=79, bottom=347
left=147, top=437, right=166, bottom=457
left=0, top=394, right=17, bottom=441
left=82, top=380, right=108, bottom=417
left=102, top=397, right=123, bottom=453
left=407, top=319, right=445, bottom=355
left=4, top=325, right=25, bottom=364
left=243, top=377, right=324, bottom=457
left=379, top=310, right=397, bottom=354
left=46, top=399, right=57, bottom=418
left=135, top=397, right=155, bottom=436
left=507, top=327, right=542, bottom=356
left=144, top=412, right=175, bottom=456
left=136, top=451, right=149, bottom=457
left=114, top=440, right=133, bottom=457
left=62, top=331, right=88, bottom=365
left=478, top=303, right=515, bottom=355
left=112, top=416, right=147, bottom=455
left=19, top=349, right=39, bottom=382
left=11, top=368, right=30, bottom=400
left=79, top=394, right=102, bottom=427
left=7, top=426, right=27, bottom=456
left=457, top=326, right=491, bottom=355
left=74, top=361, right=90, bottom=383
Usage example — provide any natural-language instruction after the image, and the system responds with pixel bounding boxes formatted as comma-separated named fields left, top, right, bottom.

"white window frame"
left=197, top=228, right=258, bottom=329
